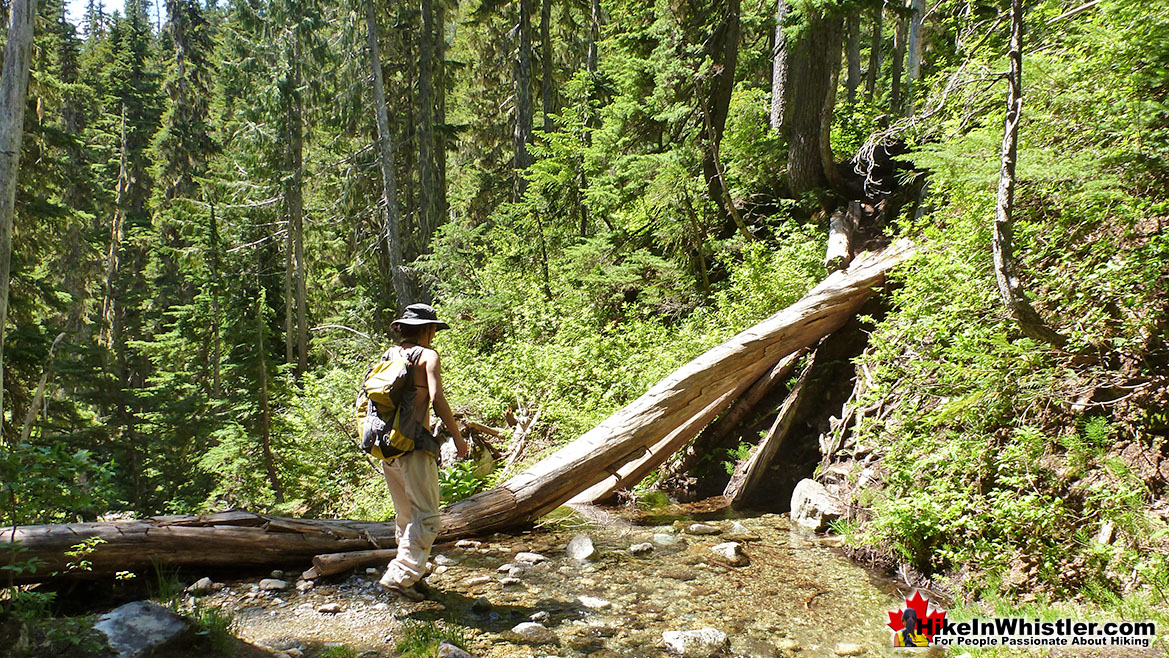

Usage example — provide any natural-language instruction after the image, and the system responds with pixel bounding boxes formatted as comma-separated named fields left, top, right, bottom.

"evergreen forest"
left=1, top=0, right=1168, bottom=640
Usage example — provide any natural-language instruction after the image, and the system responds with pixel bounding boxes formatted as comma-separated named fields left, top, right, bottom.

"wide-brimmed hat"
left=392, top=303, right=450, bottom=330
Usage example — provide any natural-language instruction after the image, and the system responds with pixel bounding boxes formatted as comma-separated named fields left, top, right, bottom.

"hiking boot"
left=377, top=573, right=426, bottom=602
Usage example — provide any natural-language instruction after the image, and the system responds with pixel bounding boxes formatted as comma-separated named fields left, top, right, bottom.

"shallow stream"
left=222, top=498, right=912, bottom=657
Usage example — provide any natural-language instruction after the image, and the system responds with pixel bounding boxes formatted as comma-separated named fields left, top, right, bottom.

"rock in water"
left=514, top=551, right=548, bottom=564
left=833, top=642, right=866, bottom=656
left=630, top=542, right=655, bottom=555
left=685, top=523, right=721, bottom=535
left=471, top=596, right=493, bottom=613
left=509, top=622, right=557, bottom=645
left=577, top=595, right=612, bottom=609
left=723, top=521, right=760, bottom=542
left=790, top=479, right=843, bottom=532
left=93, top=601, right=191, bottom=658
left=259, top=578, right=288, bottom=591
left=185, top=577, right=215, bottom=595
left=317, top=603, right=342, bottom=614
left=567, top=534, right=596, bottom=561
left=710, top=542, right=749, bottom=567
left=437, top=641, right=475, bottom=658
left=662, top=629, right=728, bottom=657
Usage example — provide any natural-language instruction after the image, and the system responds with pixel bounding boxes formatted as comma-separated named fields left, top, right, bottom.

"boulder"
left=93, top=601, right=190, bottom=658
left=662, top=628, right=728, bottom=657
left=185, top=577, right=215, bottom=595
left=567, top=534, right=596, bottom=561
left=710, top=542, right=749, bottom=567
left=509, top=622, right=557, bottom=645
left=259, top=578, right=288, bottom=591
left=437, top=641, right=475, bottom=658
left=790, top=479, right=843, bottom=532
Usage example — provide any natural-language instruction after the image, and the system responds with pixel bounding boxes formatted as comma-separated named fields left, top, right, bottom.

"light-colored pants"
left=381, top=450, right=440, bottom=588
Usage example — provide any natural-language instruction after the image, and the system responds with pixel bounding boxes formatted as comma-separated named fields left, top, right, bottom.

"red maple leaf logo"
left=887, top=590, right=947, bottom=642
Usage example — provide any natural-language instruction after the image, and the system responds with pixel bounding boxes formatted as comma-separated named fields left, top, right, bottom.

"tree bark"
left=786, top=7, right=843, bottom=196
left=587, top=0, right=600, bottom=73
left=865, top=4, right=882, bottom=102
left=365, top=0, right=411, bottom=308
left=824, top=202, right=858, bottom=271
left=418, top=0, right=441, bottom=248
left=514, top=0, right=535, bottom=198
left=291, top=87, right=308, bottom=377
left=905, top=0, right=925, bottom=114
left=992, top=0, right=1064, bottom=347
left=3, top=242, right=914, bottom=582
left=540, top=0, right=555, bottom=133
left=0, top=0, right=35, bottom=432
left=769, top=0, right=789, bottom=132
left=19, top=333, right=65, bottom=443
left=890, top=1, right=908, bottom=114
left=257, top=288, right=283, bottom=503
left=700, top=0, right=740, bottom=205
left=846, top=11, right=861, bottom=105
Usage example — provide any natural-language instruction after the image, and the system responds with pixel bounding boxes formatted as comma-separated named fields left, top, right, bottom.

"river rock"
left=515, top=551, right=549, bottom=564
left=509, top=622, right=557, bottom=645
left=435, top=554, right=460, bottom=566
left=790, top=479, right=843, bottom=532
left=653, top=533, right=682, bottom=546
left=630, top=542, right=655, bottom=555
left=270, top=570, right=285, bottom=579
left=723, top=521, right=760, bottom=542
left=577, top=595, right=612, bottom=609
left=508, top=566, right=528, bottom=578
left=259, top=578, right=288, bottom=591
left=833, top=643, right=865, bottom=656
left=497, top=563, right=515, bottom=572
left=530, top=610, right=550, bottom=622
left=456, top=539, right=481, bottom=549
left=471, top=596, right=493, bottom=613
left=662, top=628, right=728, bottom=657
left=463, top=575, right=491, bottom=587
left=567, top=534, right=596, bottom=561
left=500, top=577, right=522, bottom=586
left=710, top=542, right=749, bottom=567
left=295, top=579, right=314, bottom=593
left=437, top=641, right=475, bottom=658
left=93, top=601, right=191, bottom=658
left=185, top=577, right=215, bottom=595
left=775, top=638, right=800, bottom=655
left=317, top=603, right=342, bottom=614
left=685, top=523, right=721, bottom=535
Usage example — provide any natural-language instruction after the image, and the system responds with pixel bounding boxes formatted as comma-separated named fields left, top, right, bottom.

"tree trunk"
left=514, top=0, right=535, bottom=198
left=290, top=84, right=308, bottom=377
left=19, top=333, right=65, bottom=443
left=905, top=0, right=925, bottom=114
left=208, top=202, right=222, bottom=396
left=587, top=0, right=599, bottom=73
left=786, top=8, right=843, bottom=196
left=824, top=203, right=858, bottom=271
left=418, top=0, right=441, bottom=249
left=992, top=0, right=1064, bottom=347
left=846, top=12, right=861, bottom=105
left=3, top=242, right=914, bottom=582
left=540, top=0, right=555, bottom=133
left=366, top=0, right=411, bottom=308
left=257, top=288, right=283, bottom=503
left=865, top=4, right=882, bottom=102
left=890, top=2, right=908, bottom=114
left=769, top=0, right=789, bottom=132
left=0, top=0, right=35, bottom=431
left=819, top=23, right=843, bottom=191
left=700, top=0, right=740, bottom=205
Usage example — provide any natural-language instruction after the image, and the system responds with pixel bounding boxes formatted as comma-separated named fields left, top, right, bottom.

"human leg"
left=379, top=450, right=440, bottom=590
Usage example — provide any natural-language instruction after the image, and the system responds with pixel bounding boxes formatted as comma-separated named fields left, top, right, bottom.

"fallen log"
left=659, top=349, right=806, bottom=484
left=2, top=240, right=913, bottom=582
left=723, top=350, right=817, bottom=506
left=311, top=548, right=397, bottom=578
left=824, top=202, right=860, bottom=271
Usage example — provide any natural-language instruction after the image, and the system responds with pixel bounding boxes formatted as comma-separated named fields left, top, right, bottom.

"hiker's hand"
left=454, top=436, right=469, bottom=460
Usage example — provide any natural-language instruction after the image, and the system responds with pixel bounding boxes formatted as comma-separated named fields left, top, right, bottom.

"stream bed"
left=214, top=499, right=912, bottom=657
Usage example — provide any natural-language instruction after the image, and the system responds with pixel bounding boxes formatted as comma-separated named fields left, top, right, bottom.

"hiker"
left=377, top=303, right=468, bottom=601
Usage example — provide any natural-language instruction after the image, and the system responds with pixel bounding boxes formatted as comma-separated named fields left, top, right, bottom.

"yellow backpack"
left=356, top=345, right=424, bottom=461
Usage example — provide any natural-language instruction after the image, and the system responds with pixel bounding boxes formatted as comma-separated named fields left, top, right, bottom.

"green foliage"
left=722, top=440, right=752, bottom=476
left=439, top=460, right=487, bottom=505
left=394, top=619, right=469, bottom=658
left=189, top=601, right=238, bottom=655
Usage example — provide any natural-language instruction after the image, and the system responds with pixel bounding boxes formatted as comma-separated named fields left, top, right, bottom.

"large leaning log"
left=2, top=240, right=912, bottom=582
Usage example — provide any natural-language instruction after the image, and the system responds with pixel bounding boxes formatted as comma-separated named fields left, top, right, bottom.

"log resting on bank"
left=1, top=240, right=913, bottom=582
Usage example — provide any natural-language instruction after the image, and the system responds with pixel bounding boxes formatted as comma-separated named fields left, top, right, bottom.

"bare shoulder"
left=418, top=347, right=440, bottom=369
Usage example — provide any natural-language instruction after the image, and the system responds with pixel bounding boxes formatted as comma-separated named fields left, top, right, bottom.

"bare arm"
left=424, top=351, right=468, bottom=458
